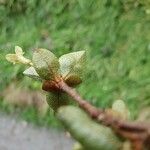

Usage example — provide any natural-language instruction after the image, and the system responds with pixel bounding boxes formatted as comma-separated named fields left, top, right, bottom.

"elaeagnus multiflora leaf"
left=106, top=100, right=130, bottom=121
left=73, top=142, right=85, bottom=150
left=112, top=100, right=130, bottom=120
left=23, top=67, right=42, bottom=81
left=59, top=51, right=85, bottom=86
left=46, top=92, right=70, bottom=111
left=57, top=106, right=122, bottom=150
left=32, top=49, right=60, bottom=80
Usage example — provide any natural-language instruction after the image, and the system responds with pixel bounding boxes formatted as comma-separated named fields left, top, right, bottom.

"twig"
left=42, top=79, right=150, bottom=150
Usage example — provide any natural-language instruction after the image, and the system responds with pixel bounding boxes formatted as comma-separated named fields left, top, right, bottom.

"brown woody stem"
left=58, top=80, right=103, bottom=118
left=42, top=78, right=150, bottom=149
left=57, top=80, right=150, bottom=150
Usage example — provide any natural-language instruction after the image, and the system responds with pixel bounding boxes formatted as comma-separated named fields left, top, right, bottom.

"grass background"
left=0, top=0, right=150, bottom=126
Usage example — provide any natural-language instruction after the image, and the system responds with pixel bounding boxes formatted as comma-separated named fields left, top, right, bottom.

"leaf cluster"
left=22, top=48, right=133, bottom=149
left=24, top=48, right=86, bottom=111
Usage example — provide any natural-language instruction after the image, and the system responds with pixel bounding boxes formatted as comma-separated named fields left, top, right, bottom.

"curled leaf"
left=57, top=106, right=122, bottom=150
left=65, top=74, right=82, bottom=87
left=59, top=51, right=86, bottom=86
left=32, top=49, right=60, bottom=80
left=23, top=67, right=41, bottom=80
left=6, top=46, right=32, bottom=65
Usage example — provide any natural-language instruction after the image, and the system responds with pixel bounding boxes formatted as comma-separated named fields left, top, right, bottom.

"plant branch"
left=57, top=80, right=150, bottom=150
left=42, top=78, right=150, bottom=150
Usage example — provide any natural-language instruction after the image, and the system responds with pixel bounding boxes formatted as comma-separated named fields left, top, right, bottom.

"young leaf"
left=23, top=67, right=41, bottom=80
left=112, top=100, right=130, bottom=120
left=6, top=46, right=33, bottom=65
left=46, top=92, right=70, bottom=111
left=65, top=74, right=82, bottom=87
left=59, top=51, right=85, bottom=86
left=57, top=106, right=122, bottom=150
left=32, top=49, right=60, bottom=80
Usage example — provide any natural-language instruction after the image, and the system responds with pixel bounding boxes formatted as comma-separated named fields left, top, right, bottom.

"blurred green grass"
left=0, top=97, right=60, bottom=128
left=0, top=0, right=150, bottom=126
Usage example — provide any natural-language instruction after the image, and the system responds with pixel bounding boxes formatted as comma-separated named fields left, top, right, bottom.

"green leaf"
left=73, top=142, right=85, bottom=150
left=46, top=92, right=70, bottom=111
left=32, top=49, right=60, bottom=80
left=59, top=51, right=86, bottom=86
left=57, top=106, right=122, bottom=150
left=23, top=67, right=42, bottom=80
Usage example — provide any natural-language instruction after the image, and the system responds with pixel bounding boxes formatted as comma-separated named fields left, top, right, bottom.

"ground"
left=0, top=113, right=73, bottom=150
left=0, top=0, right=150, bottom=126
